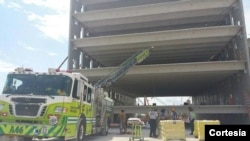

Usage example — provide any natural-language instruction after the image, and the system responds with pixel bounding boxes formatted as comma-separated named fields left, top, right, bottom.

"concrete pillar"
left=82, top=54, right=90, bottom=69
left=90, top=59, right=93, bottom=69
left=68, top=0, right=83, bottom=70
left=233, top=0, right=250, bottom=75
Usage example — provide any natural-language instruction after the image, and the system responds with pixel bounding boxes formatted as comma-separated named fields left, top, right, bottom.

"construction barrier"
left=158, top=120, right=186, bottom=141
left=193, top=120, right=200, bottom=138
left=197, top=120, right=220, bottom=141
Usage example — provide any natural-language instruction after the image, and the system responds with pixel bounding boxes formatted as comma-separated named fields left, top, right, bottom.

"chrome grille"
left=15, top=104, right=40, bottom=116
left=11, top=97, right=46, bottom=103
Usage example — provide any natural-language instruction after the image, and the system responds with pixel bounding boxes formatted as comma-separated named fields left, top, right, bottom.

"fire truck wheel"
left=77, top=117, right=86, bottom=141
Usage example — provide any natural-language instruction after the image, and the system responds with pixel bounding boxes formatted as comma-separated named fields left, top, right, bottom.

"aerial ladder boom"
left=94, top=47, right=151, bottom=88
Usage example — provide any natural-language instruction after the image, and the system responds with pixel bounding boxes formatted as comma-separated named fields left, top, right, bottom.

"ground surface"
left=83, top=127, right=198, bottom=141
left=1, top=127, right=199, bottom=141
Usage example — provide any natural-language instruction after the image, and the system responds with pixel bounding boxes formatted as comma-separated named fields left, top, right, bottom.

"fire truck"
left=0, top=68, right=113, bottom=141
left=0, top=47, right=151, bottom=141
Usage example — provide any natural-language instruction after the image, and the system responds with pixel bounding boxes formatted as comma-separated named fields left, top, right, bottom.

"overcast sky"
left=0, top=0, right=249, bottom=102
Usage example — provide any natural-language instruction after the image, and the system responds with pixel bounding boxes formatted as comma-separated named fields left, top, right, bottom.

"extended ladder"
left=94, top=47, right=151, bottom=88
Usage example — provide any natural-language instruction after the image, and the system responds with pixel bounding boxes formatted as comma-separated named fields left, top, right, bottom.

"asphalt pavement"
left=1, top=127, right=199, bottom=141
left=84, top=127, right=199, bottom=141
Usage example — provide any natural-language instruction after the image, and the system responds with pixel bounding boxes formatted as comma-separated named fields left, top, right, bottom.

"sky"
left=0, top=0, right=249, bottom=104
left=0, top=0, right=70, bottom=91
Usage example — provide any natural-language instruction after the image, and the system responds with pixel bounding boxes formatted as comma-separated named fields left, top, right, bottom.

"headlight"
left=0, top=104, right=4, bottom=110
left=49, top=116, right=58, bottom=125
left=54, top=107, right=67, bottom=113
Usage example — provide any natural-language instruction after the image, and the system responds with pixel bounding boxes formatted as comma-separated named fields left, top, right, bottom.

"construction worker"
left=170, top=107, right=178, bottom=120
left=117, top=109, right=127, bottom=134
left=188, top=107, right=196, bottom=135
left=159, top=108, right=167, bottom=120
left=148, top=107, right=158, bottom=137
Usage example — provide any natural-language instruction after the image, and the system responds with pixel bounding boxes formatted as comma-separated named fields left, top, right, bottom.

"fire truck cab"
left=0, top=67, right=113, bottom=141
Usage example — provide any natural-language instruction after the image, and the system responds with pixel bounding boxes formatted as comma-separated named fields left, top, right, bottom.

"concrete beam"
left=88, top=43, right=225, bottom=55
left=113, top=105, right=247, bottom=114
left=86, top=15, right=223, bottom=33
left=75, top=0, right=236, bottom=27
left=72, top=26, right=241, bottom=50
left=74, top=61, right=245, bottom=77
left=74, top=61, right=245, bottom=97
left=81, top=0, right=120, bottom=5
left=81, top=0, right=179, bottom=5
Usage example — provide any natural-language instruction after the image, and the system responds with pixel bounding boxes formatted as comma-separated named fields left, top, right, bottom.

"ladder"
left=94, top=47, right=151, bottom=88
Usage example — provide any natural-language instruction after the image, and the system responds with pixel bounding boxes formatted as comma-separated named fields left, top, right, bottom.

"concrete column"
left=233, top=0, right=250, bottom=75
left=90, top=59, right=93, bottom=69
left=68, top=0, right=82, bottom=70
left=230, top=13, right=235, bottom=25
left=82, top=53, right=90, bottom=69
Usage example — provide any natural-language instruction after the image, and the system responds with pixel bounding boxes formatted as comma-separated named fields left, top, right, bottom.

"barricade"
left=193, top=120, right=200, bottom=138
left=197, top=120, right=220, bottom=141
left=158, top=120, right=186, bottom=141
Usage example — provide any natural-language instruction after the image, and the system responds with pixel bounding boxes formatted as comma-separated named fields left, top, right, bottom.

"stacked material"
left=197, top=120, right=220, bottom=141
left=158, top=120, right=186, bottom=141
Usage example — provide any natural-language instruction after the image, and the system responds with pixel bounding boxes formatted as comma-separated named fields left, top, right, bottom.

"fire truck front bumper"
left=0, top=122, right=65, bottom=140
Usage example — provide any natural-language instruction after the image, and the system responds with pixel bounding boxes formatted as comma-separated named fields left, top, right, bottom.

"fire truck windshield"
left=2, top=74, right=72, bottom=96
